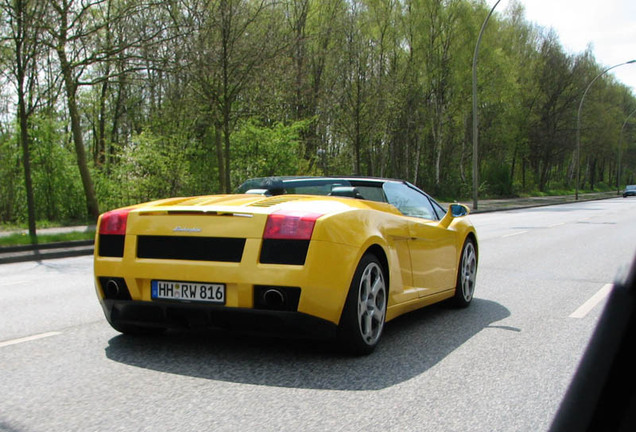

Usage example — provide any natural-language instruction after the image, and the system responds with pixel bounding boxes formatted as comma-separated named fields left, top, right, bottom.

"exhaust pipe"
left=263, top=288, right=286, bottom=309
left=105, top=279, right=121, bottom=298
left=254, top=285, right=300, bottom=311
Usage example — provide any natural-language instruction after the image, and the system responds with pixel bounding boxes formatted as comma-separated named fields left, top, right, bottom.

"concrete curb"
left=0, top=240, right=94, bottom=264
left=468, top=192, right=620, bottom=214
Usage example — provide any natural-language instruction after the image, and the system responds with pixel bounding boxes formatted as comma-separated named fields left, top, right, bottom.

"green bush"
left=482, top=162, right=514, bottom=197
left=230, top=118, right=313, bottom=188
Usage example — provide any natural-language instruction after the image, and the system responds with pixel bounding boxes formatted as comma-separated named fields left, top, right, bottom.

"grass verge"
left=0, top=230, right=95, bottom=247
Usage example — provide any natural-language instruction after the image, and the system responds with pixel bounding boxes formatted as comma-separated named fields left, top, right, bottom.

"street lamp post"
left=617, top=107, right=636, bottom=194
left=575, top=59, right=636, bottom=200
left=472, top=0, right=501, bottom=211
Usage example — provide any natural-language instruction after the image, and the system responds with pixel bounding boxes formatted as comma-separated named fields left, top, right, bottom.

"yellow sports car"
left=94, top=176, right=478, bottom=354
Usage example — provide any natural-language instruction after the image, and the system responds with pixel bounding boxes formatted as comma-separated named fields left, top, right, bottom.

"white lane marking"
left=502, top=230, right=528, bottom=238
left=0, top=331, right=62, bottom=348
left=569, top=284, right=613, bottom=319
left=548, top=222, right=565, bottom=228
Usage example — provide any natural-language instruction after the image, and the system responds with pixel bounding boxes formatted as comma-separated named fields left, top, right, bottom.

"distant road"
left=1, top=198, right=635, bottom=431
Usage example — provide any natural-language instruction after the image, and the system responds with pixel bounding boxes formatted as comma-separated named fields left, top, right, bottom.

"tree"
left=41, top=0, right=164, bottom=219
left=185, top=0, right=284, bottom=192
left=2, top=0, right=636, bottom=227
left=1, top=0, right=46, bottom=237
left=527, top=32, right=581, bottom=191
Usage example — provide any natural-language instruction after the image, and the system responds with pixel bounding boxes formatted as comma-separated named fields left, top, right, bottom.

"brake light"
left=263, top=210, right=323, bottom=240
left=99, top=209, right=132, bottom=235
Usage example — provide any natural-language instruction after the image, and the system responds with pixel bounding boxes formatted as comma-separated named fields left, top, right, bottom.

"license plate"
left=151, top=280, right=225, bottom=304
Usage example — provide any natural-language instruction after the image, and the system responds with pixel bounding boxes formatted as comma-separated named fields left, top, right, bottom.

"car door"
left=383, top=182, right=457, bottom=297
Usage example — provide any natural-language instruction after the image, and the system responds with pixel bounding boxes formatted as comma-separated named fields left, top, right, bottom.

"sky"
left=498, top=0, right=636, bottom=91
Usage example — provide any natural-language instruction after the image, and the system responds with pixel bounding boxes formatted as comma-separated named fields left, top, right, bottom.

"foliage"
left=0, top=0, right=635, bottom=226
left=30, top=114, right=87, bottom=221
left=230, top=118, right=315, bottom=187
left=0, top=130, right=21, bottom=222
left=96, top=131, right=207, bottom=211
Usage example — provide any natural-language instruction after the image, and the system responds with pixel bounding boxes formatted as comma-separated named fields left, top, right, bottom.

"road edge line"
left=0, top=331, right=63, bottom=348
left=569, top=284, right=613, bottom=319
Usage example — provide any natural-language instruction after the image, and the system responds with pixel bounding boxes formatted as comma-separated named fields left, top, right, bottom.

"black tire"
left=451, top=238, right=477, bottom=308
left=338, top=253, right=388, bottom=355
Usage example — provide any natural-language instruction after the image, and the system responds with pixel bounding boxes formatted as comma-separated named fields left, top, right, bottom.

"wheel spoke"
left=361, top=271, right=371, bottom=299
left=363, top=312, right=373, bottom=340
left=372, top=305, right=384, bottom=321
left=358, top=299, right=365, bottom=317
left=371, top=276, right=382, bottom=297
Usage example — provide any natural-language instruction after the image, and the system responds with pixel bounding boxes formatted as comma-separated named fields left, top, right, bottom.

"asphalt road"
left=1, top=198, right=635, bottom=432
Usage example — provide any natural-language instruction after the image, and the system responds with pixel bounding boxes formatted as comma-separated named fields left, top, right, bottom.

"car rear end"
left=93, top=196, right=363, bottom=338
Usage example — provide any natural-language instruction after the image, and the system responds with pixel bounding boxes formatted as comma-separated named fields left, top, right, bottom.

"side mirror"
left=439, top=203, right=470, bottom=228
left=450, top=204, right=469, bottom=217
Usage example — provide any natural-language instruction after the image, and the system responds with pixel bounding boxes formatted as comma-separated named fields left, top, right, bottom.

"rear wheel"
left=338, top=254, right=387, bottom=355
left=451, top=238, right=477, bottom=308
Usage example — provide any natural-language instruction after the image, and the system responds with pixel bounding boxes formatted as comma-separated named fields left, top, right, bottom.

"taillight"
left=99, top=209, right=132, bottom=235
left=263, top=210, right=323, bottom=240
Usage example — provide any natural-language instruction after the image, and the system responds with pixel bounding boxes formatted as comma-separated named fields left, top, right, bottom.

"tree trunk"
left=14, top=0, right=36, bottom=239
left=18, top=82, right=37, bottom=239
left=59, top=50, right=100, bottom=220
left=214, top=122, right=226, bottom=193
left=97, top=77, right=109, bottom=166
left=223, top=117, right=232, bottom=193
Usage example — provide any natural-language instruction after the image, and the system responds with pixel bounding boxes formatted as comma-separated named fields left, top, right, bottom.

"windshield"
left=237, top=177, right=389, bottom=202
left=237, top=177, right=352, bottom=195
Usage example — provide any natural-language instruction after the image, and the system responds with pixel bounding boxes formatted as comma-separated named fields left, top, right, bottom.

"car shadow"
left=104, top=298, right=510, bottom=391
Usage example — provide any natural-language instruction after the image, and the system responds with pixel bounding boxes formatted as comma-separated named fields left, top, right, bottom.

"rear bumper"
left=94, top=235, right=361, bottom=325
left=101, top=299, right=338, bottom=339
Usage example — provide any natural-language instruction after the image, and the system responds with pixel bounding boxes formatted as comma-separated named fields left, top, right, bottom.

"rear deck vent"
left=137, top=236, right=245, bottom=262
left=248, top=196, right=304, bottom=208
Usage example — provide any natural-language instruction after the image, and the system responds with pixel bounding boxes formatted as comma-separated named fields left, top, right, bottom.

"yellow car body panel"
left=94, top=177, right=477, bottom=349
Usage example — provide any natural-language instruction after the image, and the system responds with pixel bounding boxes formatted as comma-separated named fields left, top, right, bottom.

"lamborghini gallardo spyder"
left=94, top=176, right=478, bottom=354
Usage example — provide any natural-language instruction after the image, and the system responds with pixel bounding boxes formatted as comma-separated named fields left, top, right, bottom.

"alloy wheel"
left=357, top=262, right=387, bottom=346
